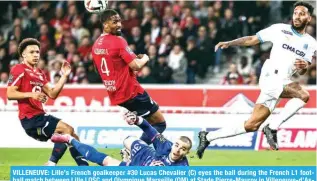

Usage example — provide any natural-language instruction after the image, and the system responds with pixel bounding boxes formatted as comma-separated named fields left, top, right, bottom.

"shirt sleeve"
left=256, top=24, right=280, bottom=43
left=40, top=70, right=49, bottom=86
left=304, top=42, right=317, bottom=63
left=118, top=37, right=137, bottom=64
left=7, top=65, right=24, bottom=87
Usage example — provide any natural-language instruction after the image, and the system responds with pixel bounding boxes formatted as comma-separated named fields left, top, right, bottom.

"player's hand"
left=149, top=160, right=165, bottom=166
left=31, top=92, right=48, bottom=103
left=123, top=111, right=139, bottom=125
left=294, top=59, right=308, bottom=70
left=215, top=41, right=230, bottom=52
left=61, top=61, right=72, bottom=77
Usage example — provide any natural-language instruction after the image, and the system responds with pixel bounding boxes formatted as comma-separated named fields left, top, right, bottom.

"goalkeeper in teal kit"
left=51, top=111, right=191, bottom=166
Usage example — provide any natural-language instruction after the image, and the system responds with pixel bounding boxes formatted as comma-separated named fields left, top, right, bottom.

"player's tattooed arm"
left=228, top=36, right=260, bottom=46
left=215, top=35, right=260, bottom=52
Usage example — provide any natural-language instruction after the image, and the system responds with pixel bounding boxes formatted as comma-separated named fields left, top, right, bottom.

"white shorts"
left=256, top=67, right=292, bottom=112
left=256, top=92, right=280, bottom=113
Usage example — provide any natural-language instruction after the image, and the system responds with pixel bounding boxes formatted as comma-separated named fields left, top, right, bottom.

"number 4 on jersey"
left=101, top=57, right=110, bottom=76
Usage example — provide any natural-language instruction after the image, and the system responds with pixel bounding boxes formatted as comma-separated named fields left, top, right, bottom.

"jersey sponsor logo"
left=207, top=128, right=257, bottom=150
left=281, top=30, right=293, bottom=36
left=282, top=44, right=305, bottom=57
left=102, top=80, right=116, bottom=91
left=30, top=81, right=43, bottom=87
left=258, top=128, right=317, bottom=150
left=94, top=48, right=108, bottom=55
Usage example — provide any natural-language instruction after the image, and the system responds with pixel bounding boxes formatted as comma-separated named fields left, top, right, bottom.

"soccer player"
left=6, top=38, right=88, bottom=166
left=51, top=111, right=190, bottom=166
left=196, top=1, right=316, bottom=158
left=91, top=9, right=166, bottom=145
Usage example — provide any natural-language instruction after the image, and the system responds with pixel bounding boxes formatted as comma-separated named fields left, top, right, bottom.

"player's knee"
left=300, top=91, right=310, bottom=103
left=65, top=125, right=75, bottom=135
left=103, top=156, right=120, bottom=166
left=102, top=157, right=111, bottom=166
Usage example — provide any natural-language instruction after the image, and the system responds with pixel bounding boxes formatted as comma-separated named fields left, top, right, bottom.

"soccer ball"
left=84, top=0, right=108, bottom=13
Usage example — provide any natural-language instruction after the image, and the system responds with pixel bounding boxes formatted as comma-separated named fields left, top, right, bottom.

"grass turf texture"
left=0, top=148, right=315, bottom=180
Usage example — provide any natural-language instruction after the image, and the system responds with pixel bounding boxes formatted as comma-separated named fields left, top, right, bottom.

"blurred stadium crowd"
left=0, top=1, right=315, bottom=85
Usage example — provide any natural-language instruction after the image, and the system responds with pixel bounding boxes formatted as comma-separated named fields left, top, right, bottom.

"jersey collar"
left=291, top=26, right=306, bottom=37
left=22, top=62, right=38, bottom=72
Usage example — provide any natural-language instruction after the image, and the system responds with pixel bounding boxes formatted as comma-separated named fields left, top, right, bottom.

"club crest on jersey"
left=282, top=44, right=305, bottom=57
left=94, top=48, right=108, bottom=55
left=303, top=44, right=308, bottom=50
left=125, top=46, right=133, bottom=54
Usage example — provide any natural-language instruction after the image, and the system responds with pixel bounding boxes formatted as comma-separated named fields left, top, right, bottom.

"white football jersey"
left=256, top=23, right=316, bottom=80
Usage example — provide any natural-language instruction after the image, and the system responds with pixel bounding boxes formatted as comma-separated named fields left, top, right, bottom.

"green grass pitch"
left=0, top=148, right=315, bottom=180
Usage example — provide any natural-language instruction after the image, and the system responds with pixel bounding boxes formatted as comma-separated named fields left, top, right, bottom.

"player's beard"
left=291, top=19, right=307, bottom=32
left=115, top=30, right=121, bottom=36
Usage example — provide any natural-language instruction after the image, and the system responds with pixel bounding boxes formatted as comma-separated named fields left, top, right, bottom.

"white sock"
left=68, top=136, right=74, bottom=144
left=206, top=121, right=246, bottom=142
left=137, top=116, right=144, bottom=125
left=46, top=160, right=56, bottom=166
left=269, top=98, right=305, bottom=130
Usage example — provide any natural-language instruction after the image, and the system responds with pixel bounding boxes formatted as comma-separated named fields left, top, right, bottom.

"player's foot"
left=51, top=133, right=71, bottom=144
left=44, top=161, right=56, bottom=166
left=196, top=131, right=210, bottom=159
left=263, top=125, right=279, bottom=150
left=120, top=148, right=131, bottom=162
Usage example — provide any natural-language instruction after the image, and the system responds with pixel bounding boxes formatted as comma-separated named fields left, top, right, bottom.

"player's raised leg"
left=54, top=120, right=89, bottom=166
left=119, top=91, right=166, bottom=144
left=51, top=134, right=125, bottom=166
left=140, top=110, right=166, bottom=144
left=197, top=103, right=271, bottom=159
left=264, top=82, right=309, bottom=150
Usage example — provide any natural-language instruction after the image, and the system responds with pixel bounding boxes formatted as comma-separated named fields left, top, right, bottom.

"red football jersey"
left=92, top=34, right=144, bottom=105
left=8, top=64, right=48, bottom=120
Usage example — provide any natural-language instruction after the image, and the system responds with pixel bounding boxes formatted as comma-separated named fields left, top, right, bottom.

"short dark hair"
left=179, top=136, right=192, bottom=150
left=100, top=9, right=119, bottom=23
left=294, top=1, right=314, bottom=15
left=18, top=38, right=40, bottom=57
